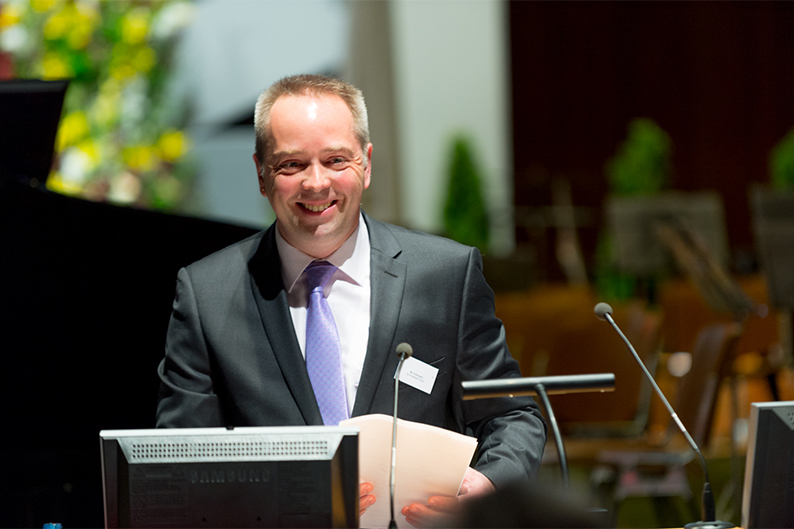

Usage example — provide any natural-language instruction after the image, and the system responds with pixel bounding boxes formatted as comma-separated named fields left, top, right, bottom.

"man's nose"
left=302, top=163, right=331, bottom=191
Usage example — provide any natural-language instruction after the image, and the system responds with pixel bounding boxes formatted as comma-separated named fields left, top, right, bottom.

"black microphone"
left=389, top=342, right=413, bottom=529
left=594, top=302, right=733, bottom=529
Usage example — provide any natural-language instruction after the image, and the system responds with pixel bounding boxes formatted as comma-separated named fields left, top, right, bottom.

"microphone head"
left=396, top=342, right=413, bottom=358
left=594, top=302, right=613, bottom=321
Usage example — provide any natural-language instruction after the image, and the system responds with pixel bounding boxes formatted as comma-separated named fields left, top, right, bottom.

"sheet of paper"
left=340, top=414, right=478, bottom=529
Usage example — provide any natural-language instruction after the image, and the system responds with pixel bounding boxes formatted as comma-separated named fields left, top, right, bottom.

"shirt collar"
left=276, top=213, right=370, bottom=293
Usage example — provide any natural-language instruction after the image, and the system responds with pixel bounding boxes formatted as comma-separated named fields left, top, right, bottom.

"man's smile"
left=299, top=200, right=337, bottom=213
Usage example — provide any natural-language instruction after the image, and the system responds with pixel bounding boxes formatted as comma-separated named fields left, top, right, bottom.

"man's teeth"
left=302, top=202, right=333, bottom=212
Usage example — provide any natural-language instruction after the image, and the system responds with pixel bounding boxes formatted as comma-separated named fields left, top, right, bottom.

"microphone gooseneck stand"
left=594, top=302, right=734, bottom=529
left=389, top=342, right=413, bottom=529
left=462, top=373, right=615, bottom=488
left=534, top=383, right=569, bottom=487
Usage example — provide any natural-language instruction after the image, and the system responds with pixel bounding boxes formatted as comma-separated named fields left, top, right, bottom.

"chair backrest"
left=544, top=300, right=664, bottom=430
left=494, top=287, right=664, bottom=433
left=672, top=321, right=742, bottom=448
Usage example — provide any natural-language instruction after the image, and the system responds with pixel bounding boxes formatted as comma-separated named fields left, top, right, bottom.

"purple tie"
left=305, top=261, right=349, bottom=425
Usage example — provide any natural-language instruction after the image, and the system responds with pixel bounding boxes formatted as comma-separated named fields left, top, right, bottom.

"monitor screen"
left=100, top=426, right=359, bottom=528
left=742, top=401, right=794, bottom=529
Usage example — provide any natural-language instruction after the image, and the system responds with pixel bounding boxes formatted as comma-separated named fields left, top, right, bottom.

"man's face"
left=254, top=94, right=372, bottom=259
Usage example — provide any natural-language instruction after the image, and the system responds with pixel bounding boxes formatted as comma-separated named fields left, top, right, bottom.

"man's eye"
left=279, top=161, right=302, bottom=171
left=329, top=157, right=346, bottom=165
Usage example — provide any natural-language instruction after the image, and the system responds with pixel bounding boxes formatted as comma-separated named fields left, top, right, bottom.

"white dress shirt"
left=275, top=214, right=371, bottom=414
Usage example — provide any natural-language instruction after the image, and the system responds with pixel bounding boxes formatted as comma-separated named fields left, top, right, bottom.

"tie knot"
left=305, top=261, right=337, bottom=292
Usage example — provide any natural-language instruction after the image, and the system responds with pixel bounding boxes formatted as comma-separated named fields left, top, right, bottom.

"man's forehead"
left=267, top=93, right=355, bottom=141
left=272, top=92, right=350, bottom=114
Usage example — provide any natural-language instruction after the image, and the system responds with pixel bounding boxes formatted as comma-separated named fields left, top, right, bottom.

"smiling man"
left=156, top=74, right=547, bottom=527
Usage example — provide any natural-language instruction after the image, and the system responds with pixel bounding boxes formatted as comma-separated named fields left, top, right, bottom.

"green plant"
left=605, top=118, right=672, bottom=195
left=0, top=0, right=195, bottom=210
left=596, top=118, right=674, bottom=301
left=443, top=136, right=490, bottom=252
left=770, top=126, right=794, bottom=189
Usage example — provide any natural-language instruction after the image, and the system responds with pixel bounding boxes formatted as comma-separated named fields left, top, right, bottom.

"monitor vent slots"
left=125, top=439, right=331, bottom=461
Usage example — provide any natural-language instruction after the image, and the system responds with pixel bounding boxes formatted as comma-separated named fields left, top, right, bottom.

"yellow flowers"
left=57, top=111, right=90, bottom=150
left=123, top=145, right=158, bottom=172
left=75, top=138, right=100, bottom=166
left=157, top=130, right=190, bottom=162
left=42, top=1, right=99, bottom=50
left=121, top=9, right=150, bottom=45
left=111, top=45, right=156, bottom=79
left=30, top=0, right=59, bottom=14
left=41, top=51, right=72, bottom=79
left=123, top=130, right=190, bottom=172
left=0, top=2, right=23, bottom=29
left=42, top=6, right=70, bottom=39
left=2, top=0, right=195, bottom=211
left=47, top=173, right=83, bottom=196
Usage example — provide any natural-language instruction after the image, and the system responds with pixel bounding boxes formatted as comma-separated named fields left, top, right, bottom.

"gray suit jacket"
left=156, top=213, right=546, bottom=487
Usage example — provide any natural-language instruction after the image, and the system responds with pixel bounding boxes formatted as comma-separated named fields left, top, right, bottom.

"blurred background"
left=2, top=1, right=794, bottom=527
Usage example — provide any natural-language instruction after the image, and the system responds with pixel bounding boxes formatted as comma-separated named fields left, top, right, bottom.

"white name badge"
left=397, top=357, right=439, bottom=395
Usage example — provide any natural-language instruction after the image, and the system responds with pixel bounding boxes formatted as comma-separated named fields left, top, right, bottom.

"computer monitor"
left=100, top=426, right=359, bottom=528
left=742, top=401, right=794, bottom=529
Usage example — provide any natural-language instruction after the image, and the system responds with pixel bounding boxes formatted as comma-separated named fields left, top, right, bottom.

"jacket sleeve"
left=156, top=267, right=225, bottom=427
left=455, top=247, right=548, bottom=488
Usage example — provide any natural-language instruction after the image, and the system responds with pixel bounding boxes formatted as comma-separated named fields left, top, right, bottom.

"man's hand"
left=400, top=467, right=495, bottom=527
left=360, top=482, right=376, bottom=516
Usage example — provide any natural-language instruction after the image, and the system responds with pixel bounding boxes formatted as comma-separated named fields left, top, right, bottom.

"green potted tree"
left=443, top=135, right=490, bottom=252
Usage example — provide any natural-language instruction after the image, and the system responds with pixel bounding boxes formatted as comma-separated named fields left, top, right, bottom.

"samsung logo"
left=190, top=467, right=271, bottom=484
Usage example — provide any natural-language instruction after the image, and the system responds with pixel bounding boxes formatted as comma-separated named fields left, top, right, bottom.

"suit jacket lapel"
left=248, top=224, right=323, bottom=425
left=352, top=213, right=406, bottom=416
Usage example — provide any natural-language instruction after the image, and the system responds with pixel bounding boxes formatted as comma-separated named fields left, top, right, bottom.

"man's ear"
left=253, top=153, right=267, bottom=197
left=364, top=143, right=372, bottom=189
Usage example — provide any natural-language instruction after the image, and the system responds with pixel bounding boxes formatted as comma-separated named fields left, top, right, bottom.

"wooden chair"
left=495, top=285, right=664, bottom=436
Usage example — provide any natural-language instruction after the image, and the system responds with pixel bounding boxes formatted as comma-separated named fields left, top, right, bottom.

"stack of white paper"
left=340, top=414, right=478, bottom=529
